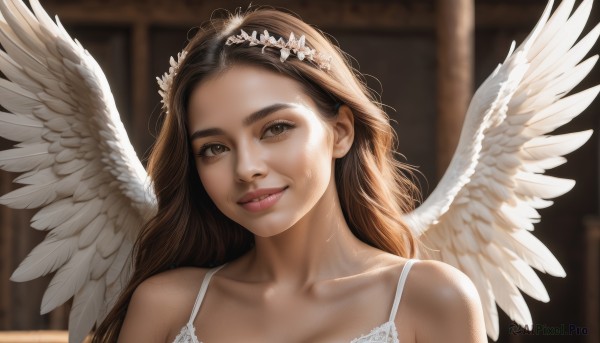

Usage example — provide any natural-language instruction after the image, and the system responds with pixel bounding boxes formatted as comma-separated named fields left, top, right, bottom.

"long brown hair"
left=93, top=7, right=419, bottom=341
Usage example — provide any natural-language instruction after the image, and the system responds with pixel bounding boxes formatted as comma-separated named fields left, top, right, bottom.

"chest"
left=188, top=284, right=403, bottom=343
left=172, top=261, right=418, bottom=343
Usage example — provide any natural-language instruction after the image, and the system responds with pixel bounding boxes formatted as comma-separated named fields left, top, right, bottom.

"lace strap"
left=388, top=259, right=417, bottom=322
left=188, top=264, right=228, bottom=324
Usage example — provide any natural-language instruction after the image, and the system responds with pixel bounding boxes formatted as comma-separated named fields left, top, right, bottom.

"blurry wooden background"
left=0, top=0, right=598, bottom=342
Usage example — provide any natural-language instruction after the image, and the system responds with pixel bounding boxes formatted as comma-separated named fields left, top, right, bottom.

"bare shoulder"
left=134, top=267, right=209, bottom=307
left=118, top=267, right=210, bottom=343
left=408, top=259, right=480, bottom=307
left=403, top=260, right=487, bottom=343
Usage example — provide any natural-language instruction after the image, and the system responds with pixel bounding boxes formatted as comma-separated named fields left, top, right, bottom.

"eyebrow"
left=190, top=103, right=296, bottom=141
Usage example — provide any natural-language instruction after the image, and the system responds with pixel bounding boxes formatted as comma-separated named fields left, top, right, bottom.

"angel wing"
left=404, top=0, right=599, bottom=340
left=0, top=0, right=156, bottom=341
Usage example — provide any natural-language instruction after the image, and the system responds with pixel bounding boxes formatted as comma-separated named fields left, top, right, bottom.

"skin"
left=118, top=64, right=487, bottom=342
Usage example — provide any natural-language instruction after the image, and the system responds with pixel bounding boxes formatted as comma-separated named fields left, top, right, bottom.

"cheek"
left=277, top=125, right=332, bottom=182
left=198, top=164, right=229, bottom=203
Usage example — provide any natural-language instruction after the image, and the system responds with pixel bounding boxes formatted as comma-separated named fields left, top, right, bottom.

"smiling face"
left=187, top=64, right=342, bottom=237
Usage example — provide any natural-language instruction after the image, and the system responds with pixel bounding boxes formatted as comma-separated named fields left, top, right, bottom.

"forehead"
left=187, top=64, right=314, bottom=128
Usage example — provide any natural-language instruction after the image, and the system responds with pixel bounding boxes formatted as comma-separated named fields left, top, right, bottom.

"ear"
left=332, top=104, right=354, bottom=158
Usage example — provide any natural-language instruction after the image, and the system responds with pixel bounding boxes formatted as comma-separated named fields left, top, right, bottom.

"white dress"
left=173, top=259, right=417, bottom=343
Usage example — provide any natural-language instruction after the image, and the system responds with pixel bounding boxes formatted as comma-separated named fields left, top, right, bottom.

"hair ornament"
left=225, top=29, right=332, bottom=70
left=156, top=50, right=188, bottom=111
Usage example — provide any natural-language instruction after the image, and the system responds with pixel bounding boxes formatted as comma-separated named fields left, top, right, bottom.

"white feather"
left=0, top=21, right=44, bottom=72
left=0, top=143, right=50, bottom=172
left=0, top=1, right=157, bottom=340
left=10, top=236, right=77, bottom=281
left=522, top=130, right=593, bottom=160
left=544, top=55, right=598, bottom=97
left=0, top=179, right=60, bottom=208
left=69, top=279, right=105, bottom=343
left=0, top=0, right=45, bottom=56
left=407, top=0, right=598, bottom=339
left=30, top=198, right=84, bottom=230
left=527, top=85, right=600, bottom=134
left=0, top=77, right=38, bottom=113
left=78, top=214, right=107, bottom=248
left=97, top=225, right=125, bottom=258
left=106, top=238, right=133, bottom=284
left=41, top=244, right=95, bottom=314
left=480, top=256, right=532, bottom=327
left=0, top=49, right=41, bottom=91
left=0, top=111, right=43, bottom=140
left=90, top=250, right=117, bottom=280
left=514, top=172, right=575, bottom=198
left=51, top=198, right=103, bottom=238
left=504, top=256, right=549, bottom=302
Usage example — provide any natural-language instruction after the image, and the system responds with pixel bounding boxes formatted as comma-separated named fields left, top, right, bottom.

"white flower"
left=225, top=29, right=331, bottom=70
left=156, top=50, right=188, bottom=110
left=280, top=48, right=290, bottom=62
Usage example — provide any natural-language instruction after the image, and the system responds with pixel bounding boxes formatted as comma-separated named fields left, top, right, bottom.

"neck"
left=244, top=181, right=374, bottom=287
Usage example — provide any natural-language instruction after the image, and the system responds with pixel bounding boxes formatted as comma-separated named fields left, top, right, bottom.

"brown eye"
left=270, top=124, right=285, bottom=135
left=199, top=144, right=228, bottom=157
left=210, top=145, right=226, bottom=155
left=263, top=122, right=294, bottom=138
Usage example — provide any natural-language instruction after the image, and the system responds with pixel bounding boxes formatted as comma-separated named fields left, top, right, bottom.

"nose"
left=235, top=141, right=267, bottom=183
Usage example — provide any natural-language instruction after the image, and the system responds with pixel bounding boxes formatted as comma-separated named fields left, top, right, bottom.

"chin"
left=245, top=224, right=291, bottom=238
left=239, top=216, right=297, bottom=238
left=251, top=231, right=286, bottom=238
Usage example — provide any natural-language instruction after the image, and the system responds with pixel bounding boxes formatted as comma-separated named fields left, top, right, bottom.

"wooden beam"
left=585, top=217, right=600, bottom=343
left=42, top=1, right=545, bottom=31
left=43, top=0, right=545, bottom=31
left=435, top=0, right=474, bottom=178
left=42, top=1, right=436, bottom=31
left=131, top=22, right=151, bottom=155
left=0, top=144, right=12, bottom=328
left=0, top=331, right=91, bottom=343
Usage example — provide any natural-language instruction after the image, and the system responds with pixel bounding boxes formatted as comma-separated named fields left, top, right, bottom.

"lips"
left=237, top=186, right=288, bottom=204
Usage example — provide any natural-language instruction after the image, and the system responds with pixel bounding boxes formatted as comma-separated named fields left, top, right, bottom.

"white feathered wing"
left=404, top=0, right=599, bottom=340
left=0, top=0, right=157, bottom=341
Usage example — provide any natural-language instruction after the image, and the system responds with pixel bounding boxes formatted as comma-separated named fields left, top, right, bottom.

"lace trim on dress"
left=174, top=320, right=398, bottom=343
left=350, top=321, right=399, bottom=343
left=173, top=322, right=201, bottom=343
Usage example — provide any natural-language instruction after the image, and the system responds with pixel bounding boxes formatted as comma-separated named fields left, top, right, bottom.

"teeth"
left=251, top=194, right=270, bottom=202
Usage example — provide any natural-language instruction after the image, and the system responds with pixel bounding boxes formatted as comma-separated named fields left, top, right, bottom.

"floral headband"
left=157, top=50, right=187, bottom=112
left=157, top=29, right=331, bottom=112
left=225, top=29, right=332, bottom=70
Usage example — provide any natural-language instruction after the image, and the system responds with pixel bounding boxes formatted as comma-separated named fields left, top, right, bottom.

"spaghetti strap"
left=388, top=259, right=417, bottom=322
left=187, top=264, right=227, bottom=324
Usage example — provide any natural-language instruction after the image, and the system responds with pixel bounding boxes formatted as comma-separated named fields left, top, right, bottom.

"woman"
left=94, top=8, right=486, bottom=343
